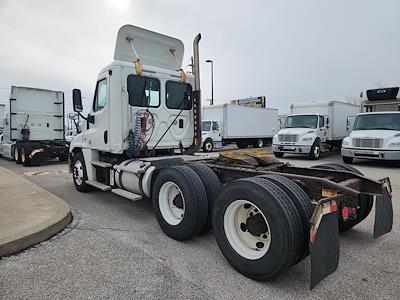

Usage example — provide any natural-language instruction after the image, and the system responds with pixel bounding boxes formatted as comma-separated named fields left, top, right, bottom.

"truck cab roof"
left=357, top=111, right=400, bottom=116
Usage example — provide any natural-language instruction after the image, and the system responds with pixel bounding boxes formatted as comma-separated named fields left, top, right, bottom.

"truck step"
left=86, top=180, right=111, bottom=191
left=111, top=189, right=142, bottom=201
left=91, top=160, right=113, bottom=168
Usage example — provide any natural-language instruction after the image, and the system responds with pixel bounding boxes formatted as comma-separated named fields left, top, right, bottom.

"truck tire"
left=21, top=145, right=32, bottom=167
left=236, top=141, right=248, bottom=149
left=212, top=177, right=304, bottom=280
left=309, top=139, right=321, bottom=160
left=258, top=174, right=314, bottom=262
left=152, top=166, right=208, bottom=241
left=342, top=156, right=353, bottom=164
left=72, top=151, right=92, bottom=192
left=312, top=163, right=373, bottom=232
left=14, top=145, right=22, bottom=164
left=188, top=163, right=222, bottom=233
left=59, top=153, right=69, bottom=162
left=274, top=152, right=284, bottom=158
left=252, top=139, right=264, bottom=148
left=202, top=138, right=214, bottom=152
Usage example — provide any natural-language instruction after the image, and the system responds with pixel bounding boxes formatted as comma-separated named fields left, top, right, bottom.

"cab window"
left=127, top=75, right=160, bottom=107
left=212, top=122, right=219, bottom=131
left=94, top=79, right=107, bottom=112
left=166, top=81, right=192, bottom=110
left=319, top=116, right=325, bottom=128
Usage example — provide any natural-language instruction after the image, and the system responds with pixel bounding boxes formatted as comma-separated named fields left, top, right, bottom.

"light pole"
left=205, top=59, right=214, bottom=105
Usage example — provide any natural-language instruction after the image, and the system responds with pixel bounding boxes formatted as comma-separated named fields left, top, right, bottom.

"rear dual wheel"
left=213, top=176, right=310, bottom=279
left=152, top=165, right=209, bottom=241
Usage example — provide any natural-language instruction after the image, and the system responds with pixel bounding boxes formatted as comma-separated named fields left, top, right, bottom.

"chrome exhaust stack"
left=185, top=33, right=202, bottom=155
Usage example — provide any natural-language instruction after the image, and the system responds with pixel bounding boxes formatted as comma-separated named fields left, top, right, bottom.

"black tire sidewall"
left=309, top=139, right=321, bottom=160
left=202, top=139, right=214, bottom=152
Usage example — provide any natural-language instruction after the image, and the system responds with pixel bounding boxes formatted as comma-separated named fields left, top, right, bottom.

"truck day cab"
left=201, top=104, right=278, bottom=152
left=273, top=101, right=359, bottom=159
left=69, top=25, right=393, bottom=289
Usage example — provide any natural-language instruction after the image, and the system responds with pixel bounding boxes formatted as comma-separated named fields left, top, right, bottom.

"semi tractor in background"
left=201, top=104, right=279, bottom=152
left=272, top=101, right=360, bottom=159
left=0, top=86, right=69, bottom=166
left=68, top=24, right=393, bottom=289
left=342, top=87, right=400, bottom=163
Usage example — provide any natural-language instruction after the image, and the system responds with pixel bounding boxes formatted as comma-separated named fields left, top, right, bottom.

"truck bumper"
left=341, top=147, right=400, bottom=160
left=272, top=144, right=311, bottom=154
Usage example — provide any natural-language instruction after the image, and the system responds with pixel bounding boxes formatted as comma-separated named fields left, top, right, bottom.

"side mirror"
left=346, top=124, right=350, bottom=132
left=72, top=89, right=83, bottom=112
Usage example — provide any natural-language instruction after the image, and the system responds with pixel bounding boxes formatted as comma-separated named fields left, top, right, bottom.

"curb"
left=0, top=166, right=72, bottom=257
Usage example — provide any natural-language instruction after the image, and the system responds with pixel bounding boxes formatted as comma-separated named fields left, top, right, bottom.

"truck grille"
left=353, top=138, right=383, bottom=148
left=278, top=134, right=298, bottom=143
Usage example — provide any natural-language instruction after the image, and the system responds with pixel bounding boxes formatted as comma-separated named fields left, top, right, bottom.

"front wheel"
left=309, top=140, right=321, bottom=160
left=236, top=141, right=248, bottom=149
left=342, top=156, right=353, bottom=164
left=72, top=152, right=92, bottom=192
left=14, top=145, right=22, bottom=164
left=202, top=139, right=214, bottom=152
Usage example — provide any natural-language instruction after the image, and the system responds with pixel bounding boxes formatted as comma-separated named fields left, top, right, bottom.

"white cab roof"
left=114, top=24, right=184, bottom=71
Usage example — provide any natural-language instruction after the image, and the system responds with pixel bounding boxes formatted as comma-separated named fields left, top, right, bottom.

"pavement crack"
left=77, top=227, right=134, bottom=233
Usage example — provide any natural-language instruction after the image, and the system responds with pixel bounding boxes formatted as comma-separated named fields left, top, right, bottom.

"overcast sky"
left=0, top=0, right=399, bottom=115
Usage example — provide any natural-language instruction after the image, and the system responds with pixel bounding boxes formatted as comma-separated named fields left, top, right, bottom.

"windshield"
left=353, top=113, right=400, bottom=131
left=202, top=121, right=211, bottom=132
left=284, top=115, right=318, bottom=129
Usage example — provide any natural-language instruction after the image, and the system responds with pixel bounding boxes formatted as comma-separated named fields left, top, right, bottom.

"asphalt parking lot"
left=0, top=150, right=399, bottom=299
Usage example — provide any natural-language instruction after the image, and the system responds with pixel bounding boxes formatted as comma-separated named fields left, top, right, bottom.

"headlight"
left=388, top=142, right=400, bottom=148
left=302, top=137, right=313, bottom=141
left=342, top=140, right=349, bottom=146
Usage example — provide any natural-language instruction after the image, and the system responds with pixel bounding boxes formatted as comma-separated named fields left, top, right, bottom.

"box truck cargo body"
left=0, top=86, right=69, bottom=166
left=272, top=101, right=360, bottom=159
left=202, top=104, right=279, bottom=151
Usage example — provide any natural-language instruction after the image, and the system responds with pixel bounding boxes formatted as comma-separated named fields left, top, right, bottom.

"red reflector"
left=351, top=207, right=357, bottom=214
left=342, top=207, right=349, bottom=219
left=330, top=202, right=337, bottom=212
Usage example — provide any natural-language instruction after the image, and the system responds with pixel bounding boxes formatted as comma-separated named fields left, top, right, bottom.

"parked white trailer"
left=201, top=104, right=279, bottom=151
left=272, top=101, right=360, bottom=159
left=68, top=24, right=393, bottom=289
left=0, top=86, right=68, bottom=166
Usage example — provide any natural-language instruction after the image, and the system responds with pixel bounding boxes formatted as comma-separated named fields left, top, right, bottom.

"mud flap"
left=374, top=179, right=393, bottom=239
left=309, top=197, right=340, bottom=290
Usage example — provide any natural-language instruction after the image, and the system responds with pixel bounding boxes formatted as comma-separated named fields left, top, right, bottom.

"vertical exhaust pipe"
left=185, top=33, right=202, bottom=154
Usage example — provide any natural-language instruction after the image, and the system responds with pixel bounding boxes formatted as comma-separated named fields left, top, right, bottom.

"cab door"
left=86, top=73, right=110, bottom=151
left=319, top=115, right=328, bottom=143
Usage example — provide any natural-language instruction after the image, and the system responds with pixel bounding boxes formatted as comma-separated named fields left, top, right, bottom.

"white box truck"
left=0, top=86, right=69, bottom=166
left=201, top=104, right=279, bottom=151
left=342, top=112, right=400, bottom=163
left=272, top=101, right=360, bottom=159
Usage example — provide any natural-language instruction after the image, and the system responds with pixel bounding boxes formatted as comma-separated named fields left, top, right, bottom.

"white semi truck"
left=69, top=24, right=393, bottom=289
left=272, top=101, right=360, bottom=159
left=0, top=86, right=69, bottom=166
left=201, top=104, right=279, bottom=152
